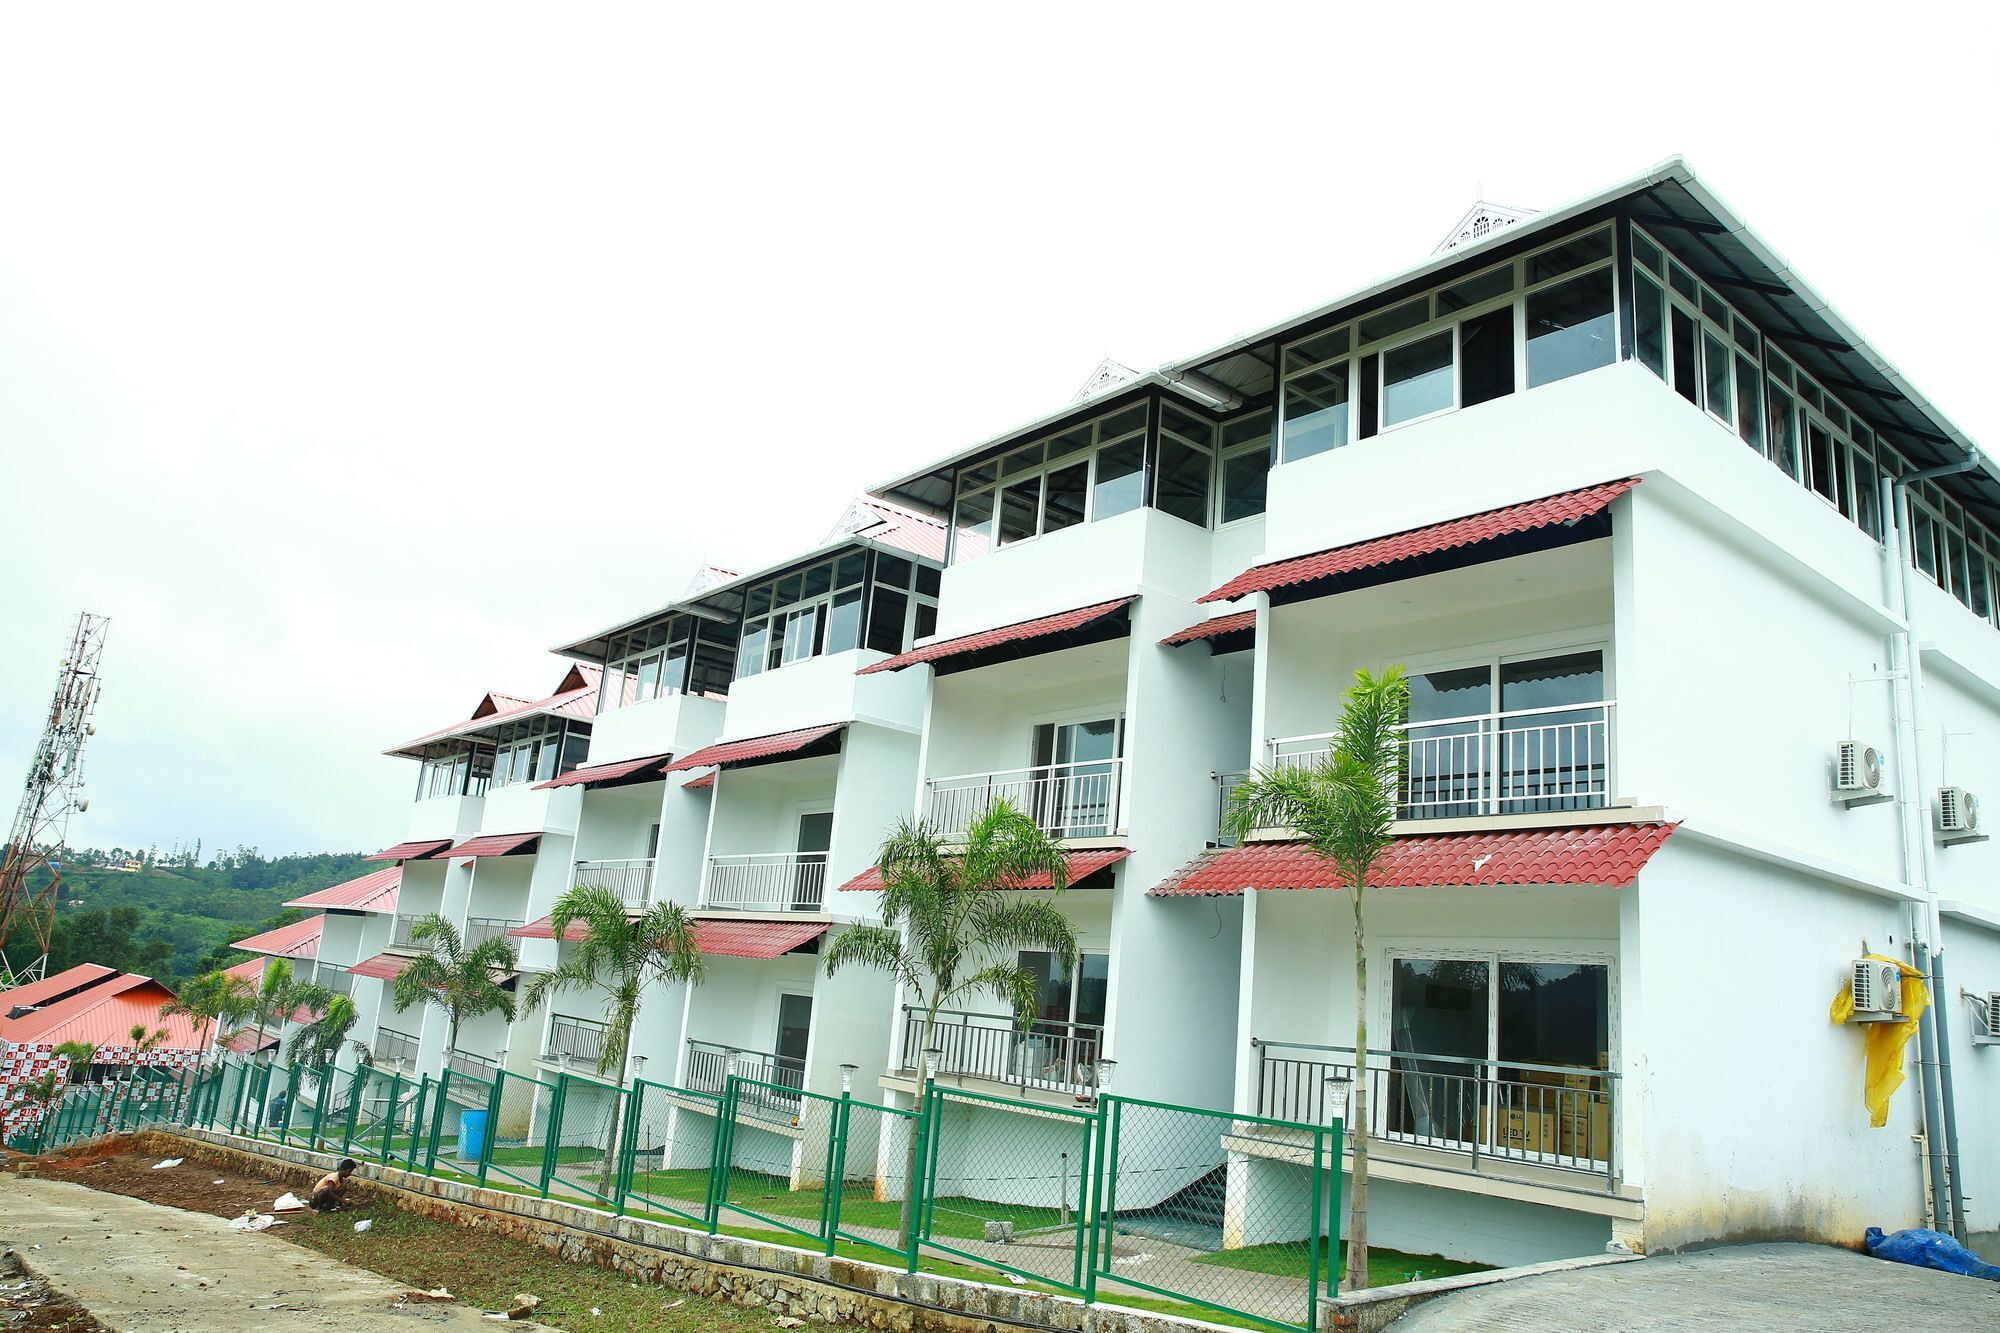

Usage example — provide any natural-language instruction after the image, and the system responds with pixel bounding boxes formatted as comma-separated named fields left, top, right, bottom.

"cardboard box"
left=1481, top=1104, right=1557, bottom=1154
left=1557, top=1100, right=1612, bottom=1159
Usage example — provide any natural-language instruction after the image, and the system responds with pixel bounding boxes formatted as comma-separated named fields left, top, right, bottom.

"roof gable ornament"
left=1071, top=357, right=1142, bottom=404
left=1433, top=199, right=1538, bottom=255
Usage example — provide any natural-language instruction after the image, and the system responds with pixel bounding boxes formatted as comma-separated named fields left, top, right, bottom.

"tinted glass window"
left=1634, top=273, right=1665, bottom=379
left=1092, top=439, right=1145, bottom=519
left=1382, top=331, right=1454, bottom=426
left=1282, top=361, right=1348, bottom=459
left=1156, top=436, right=1210, bottom=527
left=1526, top=269, right=1615, bottom=388
left=1220, top=450, right=1268, bottom=523
left=1459, top=307, right=1514, bottom=408
left=997, top=478, right=1039, bottom=545
left=866, top=587, right=907, bottom=655
left=1044, top=462, right=1088, bottom=533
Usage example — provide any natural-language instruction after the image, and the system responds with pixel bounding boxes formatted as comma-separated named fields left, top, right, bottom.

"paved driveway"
left=1395, top=1243, right=1999, bottom=1330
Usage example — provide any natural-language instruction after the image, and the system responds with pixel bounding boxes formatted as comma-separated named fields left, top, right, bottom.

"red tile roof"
left=350, top=953, right=415, bottom=982
left=231, top=915, right=325, bottom=959
left=0, top=973, right=208, bottom=1050
left=682, top=772, right=716, bottom=790
left=1159, top=610, right=1258, bottom=647
left=857, top=598, right=1135, bottom=676
left=222, top=958, right=266, bottom=984
left=1201, top=479, right=1640, bottom=603
left=0, top=963, right=118, bottom=1014
left=223, top=1027, right=279, bottom=1055
left=285, top=865, right=401, bottom=914
left=839, top=848, right=1130, bottom=892
left=663, top=724, right=845, bottom=773
left=443, top=832, right=542, bottom=859
left=507, top=910, right=646, bottom=942
left=691, top=919, right=829, bottom=959
left=534, top=751, right=676, bottom=790
left=390, top=664, right=601, bottom=756
left=1150, top=823, right=1676, bottom=896
left=366, top=838, right=453, bottom=863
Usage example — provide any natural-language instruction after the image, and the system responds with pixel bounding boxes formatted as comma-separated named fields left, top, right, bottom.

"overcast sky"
left=1, top=4, right=1994, bottom=857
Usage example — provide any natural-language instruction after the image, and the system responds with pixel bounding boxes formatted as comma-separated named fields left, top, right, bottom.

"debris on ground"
left=274, top=1193, right=306, bottom=1212
left=150, top=1158, right=182, bottom=1169
left=502, top=1293, right=540, bottom=1320
left=1864, top=1227, right=2000, bottom=1280
left=0, top=1250, right=111, bottom=1332
left=230, top=1213, right=279, bottom=1232
left=353, top=1219, right=373, bottom=1233
left=772, top=1318, right=803, bottom=1328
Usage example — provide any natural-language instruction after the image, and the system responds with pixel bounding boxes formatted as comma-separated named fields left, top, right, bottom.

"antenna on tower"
left=0, top=612, right=110, bottom=984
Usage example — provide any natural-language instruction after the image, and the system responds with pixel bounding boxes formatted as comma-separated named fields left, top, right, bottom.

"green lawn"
left=623, top=1165, right=1069, bottom=1243
left=1194, top=1235, right=1489, bottom=1289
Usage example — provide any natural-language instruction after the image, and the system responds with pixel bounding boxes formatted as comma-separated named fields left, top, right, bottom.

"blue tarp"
left=1864, top=1227, right=2000, bottom=1281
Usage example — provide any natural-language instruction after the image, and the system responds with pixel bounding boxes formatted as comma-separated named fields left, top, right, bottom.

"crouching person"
left=309, top=1158, right=357, bottom=1212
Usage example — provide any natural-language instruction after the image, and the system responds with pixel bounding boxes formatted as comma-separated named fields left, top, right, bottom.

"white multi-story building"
left=329, top=159, right=1999, bottom=1266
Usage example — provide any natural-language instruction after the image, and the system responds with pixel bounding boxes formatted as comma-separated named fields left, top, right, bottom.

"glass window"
left=1854, top=449, right=1882, bottom=538
left=1702, top=331, right=1732, bottom=422
left=866, top=586, right=907, bottom=654
left=1156, top=434, right=1211, bottom=526
left=1044, top=461, right=1087, bottom=533
left=535, top=737, right=560, bottom=782
left=1912, top=506, right=1940, bottom=581
left=1966, top=543, right=1992, bottom=619
left=1526, top=269, right=1615, bottom=388
left=834, top=551, right=866, bottom=587
left=1092, top=438, right=1145, bottom=519
left=1767, top=387, right=1799, bottom=480
left=1670, top=308, right=1698, bottom=404
left=826, top=588, right=862, bottom=654
left=915, top=601, right=938, bottom=640
left=1634, top=272, right=1666, bottom=380
left=633, top=654, right=661, bottom=702
left=952, top=488, right=993, bottom=563
left=1631, top=230, right=1662, bottom=275
left=1282, top=360, right=1349, bottom=460
left=1734, top=353, right=1763, bottom=453
left=1436, top=266, right=1514, bottom=314
left=915, top=563, right=941, bottom=598
left=1667, top=261, right=1698, bottom=302
left=1526, top=227, right=1613, bottom=284
left=876, top=553, right=912, bottom=588
left=1806, top=421, right=1838, bottom=506
left=1497, top=962, right=1609, bottom=1070
left=1382, top=330, right=1454, bottom=427
left=737, top=622, right=769, bottom=679
left=1358, top=297, right=1428, bottom=345
left=781, top=605, right=821, bottom=665
left=1459, top=307, right=1515, bottom=408
left=1001, top=442, right=1043, bottom=477
left=998, top=477, right=1040, bottom=545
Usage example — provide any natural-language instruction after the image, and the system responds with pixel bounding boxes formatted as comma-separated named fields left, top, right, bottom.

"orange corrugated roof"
left=230, top=915, right=325, bottom=959
left=0, top=963, right=118, bottom=1014
left=0, top=973, right=208, bottom=1049
left=285, top=865, right=401, bottom=913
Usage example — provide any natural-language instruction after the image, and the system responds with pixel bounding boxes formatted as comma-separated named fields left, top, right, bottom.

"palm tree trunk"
left=1346, top=885, right=1370, bottom=1292
left=602, top=1000, right=634, bottom=1198
left=899, top=1006, right=939, bottom=1252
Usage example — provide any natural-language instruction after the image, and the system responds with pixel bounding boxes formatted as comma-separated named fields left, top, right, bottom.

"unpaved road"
left=0, top=1176, right=549, bottom=1331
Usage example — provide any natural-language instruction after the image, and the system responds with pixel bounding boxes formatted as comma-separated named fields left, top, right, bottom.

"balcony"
left=1251, top=1040, right=1620, bottom=1189
left=923, top=758, right=1125, bottom=840
left=897, top=1007, right=1105, bottom=1098
left=447, top=1047, right=501, bottom=1084
left=375, top=1026, right=421, bottom=1069
left=464, top=916, right=522, bottom=950
left=572, top=858, right=655, bottom=908
left=544, top=1014, right=609, bottom=1066
left=389, top=914, right=429, bottom=951
left=685, top=1038, right=804, bottom=1110
left=702, top=852, right=828, bottom=912
left=1268, top=701, right=1615, bottom=821
left=313, top=963, right=353, bottom=998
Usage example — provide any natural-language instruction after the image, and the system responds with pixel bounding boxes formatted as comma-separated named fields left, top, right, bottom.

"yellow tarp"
left=1828, top=953, right=1930, bottom=1128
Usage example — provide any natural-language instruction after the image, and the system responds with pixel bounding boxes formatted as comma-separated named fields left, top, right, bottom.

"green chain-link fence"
left=36, top=1053, right=1347, bottom=1331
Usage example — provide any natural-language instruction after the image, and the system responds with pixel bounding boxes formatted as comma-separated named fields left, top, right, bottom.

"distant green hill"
left=13, top=849, right=373, bottom=985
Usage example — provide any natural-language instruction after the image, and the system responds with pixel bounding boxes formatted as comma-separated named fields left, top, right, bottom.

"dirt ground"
left=5, top=1146, right=762, bottom=1331
left=0, top=1250, right=108, bottom=1332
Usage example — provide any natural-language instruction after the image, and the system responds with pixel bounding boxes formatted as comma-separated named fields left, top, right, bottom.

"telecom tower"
left=0, top=612, right=109, bottom=983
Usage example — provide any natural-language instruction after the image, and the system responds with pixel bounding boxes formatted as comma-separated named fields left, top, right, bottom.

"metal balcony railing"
left=544, top=1014, right=609, bottom=1066
left=573, top=858, right=655, bottom=907
left=684, top=1038, right=805, bottom=1108
left=375, top=1026, right=421, bottom=1069
left=1269, top=700, right=1615, bottom=820
left=447, top=1047, right=501, bottom=1082
left=898, top=1006, right=1106, bottom=1097
left=389, top=914, right=429, bottom=950
left=924, top=758, right=1124, bottom=840
left=1252, top=1039, right=1620, bottom=1188
left=702, top=852, right=828, bottom=912
left=313, top=963, right=353, bottom=998
left=464, top=916, right=522, bottom=950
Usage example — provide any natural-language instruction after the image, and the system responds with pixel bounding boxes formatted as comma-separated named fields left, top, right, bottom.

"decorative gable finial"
left=1433, top=200, right=1538, bottom=255
left=1071, top=357, right=1141, bottom=404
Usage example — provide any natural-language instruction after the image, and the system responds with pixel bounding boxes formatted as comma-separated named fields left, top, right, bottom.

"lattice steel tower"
left=0, top=612, right=109, bottom=982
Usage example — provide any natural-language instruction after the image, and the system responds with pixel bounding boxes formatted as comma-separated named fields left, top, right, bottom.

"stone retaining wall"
left=132, top=1128, right=1232, bottom=1333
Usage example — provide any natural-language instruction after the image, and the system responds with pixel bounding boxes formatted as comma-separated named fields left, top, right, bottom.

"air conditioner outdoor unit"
left=1981, top=992, right=2000, bottom=1046
left=1937, top=787, right=1984, bottom=842
left=1848, top=958, right=1904, bottom=1023
left=1833, top=742, right=1888, bottom=805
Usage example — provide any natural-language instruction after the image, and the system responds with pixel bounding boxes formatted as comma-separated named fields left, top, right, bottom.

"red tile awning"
left=663, top=724, right=845, bottom=773
left=691, top=919, right=829, bottom=959
left=443, top=832, right=543, bottom=858
left=349, top=953, right=416, bottom=982
left=285, top=866, right=401, bottom=913
left=230, top=915, right=325, bottom=959
left=856, top=598, right=1135, bottom=676
left=1159, top=610, right=1258, bottom=648
left=508, top=914, right=592, bottom=942
left=1150, top=823, right=1676, bottom=896
left=366, top=839, right=453, bottom=863
left=839, top=848, right=1130, bottom=893
left=682, top=772, right=715, bottom=790
left=535, top=751, right=676, bottom=790
left=1201, top=479, right=1640, bottom=603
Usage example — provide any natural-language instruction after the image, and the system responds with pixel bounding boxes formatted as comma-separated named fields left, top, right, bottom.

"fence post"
left=382, top=1072, right=403, bottom=1164
left=425, top=1073, right=450, bottom=1175
left=613, top=1080, right=641, bottom=1215
left=1082, top=1097, right=1112, bottom=1304
left=821, top=1090, right=850, bottom=1255
left=1327, top=1114, right=1344, bottom=1301
left=1307, top=1125, right=1325, bottom=1330
left=903, top=1089, right=929, bottom=1275
left=707, top=1076, right=738, bottom=1233
left=478, top=1072, right=504, bottom=1189
left=919, top=1083, right=947, bottom=1260
left=312, top=1067, right=335, bottom=1149
left=540, top=1074, right=567, bottom=1199
left=405, top=1078, right=431, bottom=1170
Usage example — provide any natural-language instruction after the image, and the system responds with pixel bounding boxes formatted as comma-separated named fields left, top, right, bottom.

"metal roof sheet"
left=349, top=953, right=415, bottom=982
left=387, top=664, right=600, bottom=758
left=691, top=919, right=829, bottom=960
left=442, top=832, right=543, bottom=859
left=682, top=772, right=716, bottom=790
left=1159, top=610, right=1259, bottom=647
left=0, top=974, right=208, bottom=1049
left=1150, top=823, right=1677, bottom=896
left=0, top=963, right=118, bottom=1014
left=1201, top=480, right=1639, bottom=603
left=663, top=724, right=845, bottom=773
left=285, top=865, right=402, bottom=914
left=230, top=915, right=325, bottom=959
left=838, top=848, right=1129, bottom=893
left=534, top=751, right=676, bottom=790
left=365, top=838, right=454, bottom=863
left=856, top=598, right=1135, bottom=676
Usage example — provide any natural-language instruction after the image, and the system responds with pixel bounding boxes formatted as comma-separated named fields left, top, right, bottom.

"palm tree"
left=248, top=958, right=334, bottom=1059
left=822, top=800, right=1079, bottom=1249
left=160, top=969, right=256, bottom=1078
left=1226, top=665, right=1407, bottom=1293
left=521, top=886, right=704, bottom=1188
left=289, top=994, right=360, bottom=1068
left=390, top=914, right=519, bottom=1071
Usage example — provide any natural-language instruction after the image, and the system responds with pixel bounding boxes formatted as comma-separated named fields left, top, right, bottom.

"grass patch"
left=1194, top=1235, right=1488, bottom=1289
left=627, top=1166, right=1068, bottom=1243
